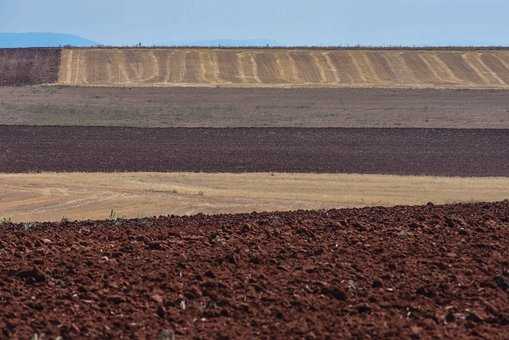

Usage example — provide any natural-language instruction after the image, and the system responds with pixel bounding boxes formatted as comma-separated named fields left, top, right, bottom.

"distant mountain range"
left=0, top=33, right=97, bottom=48
left=0, top=33, right=280, bottom=48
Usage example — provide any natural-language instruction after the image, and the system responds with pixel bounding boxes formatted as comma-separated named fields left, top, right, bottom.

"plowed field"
left=1, top=202, right=508, bottom=338
left=2, top=86, right=509, bottom=129
left=0, top=48, right=61, bottom=86
left=1, top=126, right=508, bottom=176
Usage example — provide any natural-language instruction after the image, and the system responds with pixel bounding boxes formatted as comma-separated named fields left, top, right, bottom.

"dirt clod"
left=0, top=201, right=508, bottom=338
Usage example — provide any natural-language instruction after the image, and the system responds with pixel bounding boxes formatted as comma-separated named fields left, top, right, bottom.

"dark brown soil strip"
left=0, top=49, right=61, bottom=86
left=1, top=201, right=508, bottom=339
left=1, top=126, right=508, bottom=176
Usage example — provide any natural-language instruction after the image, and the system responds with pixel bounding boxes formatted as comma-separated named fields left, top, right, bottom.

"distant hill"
left=0, top=33, right=97, bottom=48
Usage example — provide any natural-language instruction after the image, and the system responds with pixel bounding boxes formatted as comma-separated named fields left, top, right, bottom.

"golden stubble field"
left=1, top=172, right=508, bottom=222
left=58, top=48, right=509, bottom=88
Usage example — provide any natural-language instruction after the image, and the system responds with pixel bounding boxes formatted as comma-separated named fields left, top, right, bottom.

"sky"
left=0, top=0, right=508, bottom=46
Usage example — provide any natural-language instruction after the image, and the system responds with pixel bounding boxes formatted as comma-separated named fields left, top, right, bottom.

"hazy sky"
left=1, top=0, right=507, bottom=46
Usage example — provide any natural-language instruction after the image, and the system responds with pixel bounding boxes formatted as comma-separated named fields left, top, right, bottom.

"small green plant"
left=44, top=86, right=58, bottom=95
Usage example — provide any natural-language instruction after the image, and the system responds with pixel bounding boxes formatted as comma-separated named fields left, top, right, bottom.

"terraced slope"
left=58, top=48, right=509, bottom=88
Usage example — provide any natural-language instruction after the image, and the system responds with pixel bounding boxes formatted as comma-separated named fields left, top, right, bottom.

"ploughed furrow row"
left=1, top=201, right=509, bottom=338
left=57, top=48, right=509, bottom=88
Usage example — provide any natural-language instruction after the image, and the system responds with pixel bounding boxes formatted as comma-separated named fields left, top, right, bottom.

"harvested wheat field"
left=57, top=48, right=509, bottom=88
left=1, top=201, right=509, bottom=338
left=2, top=172, right=509, bottom=222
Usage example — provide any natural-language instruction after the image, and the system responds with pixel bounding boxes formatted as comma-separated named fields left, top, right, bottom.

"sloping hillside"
left=2, top=47, right=509, bottom=88
left=58, top=48, right=509, bottom=88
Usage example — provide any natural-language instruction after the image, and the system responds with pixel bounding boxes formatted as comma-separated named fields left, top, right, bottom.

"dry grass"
left=1, top=172, right=508, bottom=222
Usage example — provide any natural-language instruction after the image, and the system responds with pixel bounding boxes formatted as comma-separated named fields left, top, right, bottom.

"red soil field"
left=0, top=49, right=61, bottom=86
left=1, top=202, right=508, bottom=338
left=1, top=126, right=509, bottom=176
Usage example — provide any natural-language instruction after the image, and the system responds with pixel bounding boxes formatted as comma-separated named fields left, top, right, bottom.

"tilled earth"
left=2, top=126, right=509, bottom=176
left=2, top=87, right=509, bottom=129
left=0, top=49, right=61, bottom=86
left=1, top=202, right=508, bottom=339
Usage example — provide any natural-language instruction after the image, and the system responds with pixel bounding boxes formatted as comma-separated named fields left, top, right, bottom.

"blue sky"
left=0, top=0, right=507, bottom=46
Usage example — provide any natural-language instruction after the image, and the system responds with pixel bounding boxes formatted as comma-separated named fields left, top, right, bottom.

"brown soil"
left=0, top=49, right=61, bottom=86
left=1, top=201, right=508, bottom=339
left=2, top=86, right=509, bottom=129
left=1, top=126, right=508, bottom=176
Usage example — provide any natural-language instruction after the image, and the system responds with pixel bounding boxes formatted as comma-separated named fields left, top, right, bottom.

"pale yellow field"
left=1, top=172, right=508, bottom=222
left=58, top=48, right=509, bottom=88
